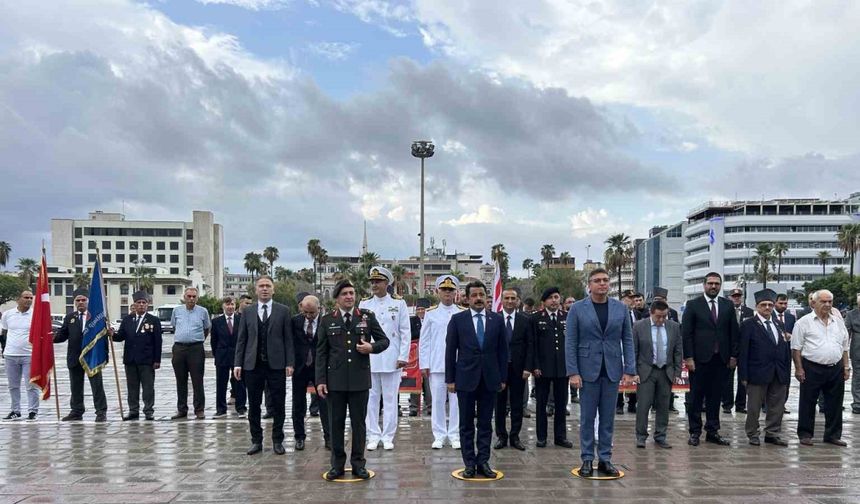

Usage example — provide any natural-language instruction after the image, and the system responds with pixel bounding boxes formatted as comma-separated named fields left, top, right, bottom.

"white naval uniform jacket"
left=418, top=303, right=464, bottom=374
left=359, top=294, right=411, bottom=373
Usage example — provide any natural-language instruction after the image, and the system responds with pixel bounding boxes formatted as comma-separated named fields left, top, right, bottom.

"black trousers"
left=409, top=377, right=432, bottom=414
left=68, top=365, right=107, bottom=416
left=494, top=364, right=526, bottom=440
left=328, top=389, right=369, bottom=472
left=616, top=391, right=638, bottom=409
left=536, top=375, right=569, bottom=441
left=457, top=379, right=495, bottom=468
left=216, top=365, right=246, bottom=414
left=245, top=365, right=286, bottom=444
left=797, top=358, right=844, bottom=441
left=688, top=357, right=728, bottom=436
left=125, top=364, right=155, bottom=416
left=171, top=343, right=205, bottom=414
left=291, top=365, right=329, bottom=441
left=722, top=367, right=746, bottom=410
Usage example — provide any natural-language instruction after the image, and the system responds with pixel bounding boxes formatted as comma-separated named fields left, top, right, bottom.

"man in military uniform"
left=359, top=266, right=410, bottom=451
left=419, top=275, right=464, bottom=449
left=111, top=291, right=162, bottom=421
left=409, top=298, right=432, bottom=417
left=317, top=280, right=389, bottom=481
left=53, top=288, right=108, bottom=422
left=530, top=287, right=573, bottom=448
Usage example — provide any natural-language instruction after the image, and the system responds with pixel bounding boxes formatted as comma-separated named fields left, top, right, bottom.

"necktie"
left=261, top=304, right=268, bottom=323
left=765, top=320, right=777, bottom=345
left=655, top=325, right=666, bottom=367
left=505, top=315, right=513, bottom=345
left=778, top=312, right=784, bottom=325
left=306, top=320, right=314, bottom=366
left=551, top=313, right=556, bottom=325
left=344, top=312, right=351, bottom=326
left=736, top=307, right=742, bottom=324
left=710, top=300, right=717, bottom=323
left=227, top=316, right=233, bottom=335
left=475, top=313, right=485, bottom=348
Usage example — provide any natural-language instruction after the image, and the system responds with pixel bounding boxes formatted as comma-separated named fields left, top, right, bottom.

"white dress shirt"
left=470, top=308, right=487, bottom=334
left=791, top=313, right=849, bottom=365
left=756, top=313, right=780, bottom=345
left=705, top=294, right=720, bottom=318
left=257, top=300, right=273, bottom=321
left=0, top=307, right=33, bottom=357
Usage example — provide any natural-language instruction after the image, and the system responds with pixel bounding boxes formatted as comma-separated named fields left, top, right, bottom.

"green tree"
left=391, top=264, right=408, bottom=295
left=16, top=257, right=37, bottom=288
left=263, top=246, right=280, bottom=275
left=491, top=243, right=510, bottom=282
left=274, top=266, right=292, bottom=283
left=532, top=267, right=585, bottom=301
left=559, top=251, right=572, bottom=265
left=772, top=241, right=789, bottom=283
left=72, top=271, right=91, bottom=289
left=752, top=243, right=775, bottom=288
left=817, top=250, right=832, bottom=277
left=243, top=252, right=263, bottom=284
left=333, top=262, right=352, bottom=281
left=837, top=223, right=860, bottom=280
left=522, top=258, right=534, bottom=279
left=540, top=244, right=555, bottom=265
left=0, top=241, right=11, bottom=269
left=197, top=294, right=223, bottom=316
left=803, top=269, right=860, bottom=309
left=307, top=239, right=322, bottom=291
left=316, top=248, right=329, bottom=295
left=604, top=233, right=632, bottom=299
left=0, top=275, right=27, bottom=305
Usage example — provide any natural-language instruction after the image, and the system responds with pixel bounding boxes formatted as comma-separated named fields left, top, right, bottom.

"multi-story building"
left=682, top=194, right=860, bottom=300
left=542, top=256, right=577, bottom=270
left=224, top=272, right=253, bottom=299
left=635, top=222, right=687, bottom=306
left=49, top=210, right=224, bottom=317
left=608, top=262, right=635, bottom=299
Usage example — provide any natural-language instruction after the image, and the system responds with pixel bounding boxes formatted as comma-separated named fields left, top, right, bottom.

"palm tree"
left=72, top=271, right=91, bottom=289
left=559, top=251, right=572, bottom=265
left=274, top=266, right=291, bottom=283
left=263, top=246, right=279, bottom=275
left=837, top=223, right=860, bottom=280
left=752, top=243, right=775, bottom=288
left=359, top=252, right=380, bottom=269
left=0, top=241, right=11, bottom=269
left=771, top=242, right=788, bottom=283
left=540, top=244, right=555, bottom=266
left=16, top=257, right=37, bottom=287
left=139, top=267, right=156, bottom=293
left=450, top=269, right=466, bottom=281
left=391, top=264, right=408, bottom=295
left=604, top=233, right=632, bottom=299
left=817, top=250, right=832, bottom=277
left=316, top=248, right=329, bottom=293
left=491, top=243, right=509, bottom=281
left=307, top=239, right=322, bottom=291
left=522, top=258, right=534, bottom=279
left=243, top=252, right=263, bottom=284
left=333, top=262, right=352, bottom=281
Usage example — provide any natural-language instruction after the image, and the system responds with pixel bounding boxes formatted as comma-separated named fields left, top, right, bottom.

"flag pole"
left=43, top=241, right=61, bottom=421
left=96, top=248, right=125, bottom=418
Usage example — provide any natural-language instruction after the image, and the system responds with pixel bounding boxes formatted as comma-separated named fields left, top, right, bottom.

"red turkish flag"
left=29, top=252, right=55, bottom=400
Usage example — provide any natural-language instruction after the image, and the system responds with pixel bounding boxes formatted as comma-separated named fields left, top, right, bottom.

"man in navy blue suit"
left=446, top=280, right=508, bottom=479
left=565, top=268, right=637, bottom=478
left=773, top=293, right=796, bottom=410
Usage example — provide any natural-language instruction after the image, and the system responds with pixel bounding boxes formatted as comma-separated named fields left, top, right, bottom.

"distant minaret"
left=362, top=220, right=368, bottom=256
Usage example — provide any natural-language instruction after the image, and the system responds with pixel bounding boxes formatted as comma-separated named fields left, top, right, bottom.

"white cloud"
left=568, top=208, right=631, bottom=238
left=307, top=41, right=360, bottom=60
left=444, top=204, right=505, bottom=226
left=195, top=0, right=292, bottom=9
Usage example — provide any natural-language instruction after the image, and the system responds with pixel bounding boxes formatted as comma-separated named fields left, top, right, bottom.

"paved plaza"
left=0, top=337, right=858, bottom=504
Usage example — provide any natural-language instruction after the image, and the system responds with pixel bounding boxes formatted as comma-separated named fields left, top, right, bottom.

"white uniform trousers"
left=367, top=371, right=401, bottom=442
left=430, top=372, right=460, bottom=442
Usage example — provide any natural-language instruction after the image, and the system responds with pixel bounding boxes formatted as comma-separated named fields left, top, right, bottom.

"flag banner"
left=29, top=252, right=55, bottom=400
left=79, top=258, right=110, bottom=377
left=491, top=260, right=502, bottom=312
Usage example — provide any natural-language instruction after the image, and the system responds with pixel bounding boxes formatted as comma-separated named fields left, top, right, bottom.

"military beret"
left=132, top=290, right=149, bottom=302
left=333, top=280, right=354, bottom=298
left=541, top=286, right=560, bottom=302
left=295, top=291, right=310, bottom=304
left=754, top=288, right=777, bottom=305
left=368, top=266, right=393, bottom=283
left=652, top=287, right=669, bottom=299
left=435, top=274, right=460, bottom=290
left=415, top=298, right=431, bottom=309
left=72, top=288, right=89, bottom=299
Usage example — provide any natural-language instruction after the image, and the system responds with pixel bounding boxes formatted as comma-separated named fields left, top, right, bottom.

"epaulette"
left=359, top=308, right=373, bottom=315
left=457, top=305, right=467, bottom=311
left=360, top=296, right=371, bottom=302
left=426, top=305, right=439, bottom=311
left=392, top=294, right=403, bottom=300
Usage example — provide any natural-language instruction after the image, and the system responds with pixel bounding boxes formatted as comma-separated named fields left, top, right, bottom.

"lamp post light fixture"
left=411, top=140, right=435, bottom=296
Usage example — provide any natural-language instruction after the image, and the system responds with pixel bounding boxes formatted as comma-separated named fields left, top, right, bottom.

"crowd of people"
left=0, top=266, right=857, bottom=481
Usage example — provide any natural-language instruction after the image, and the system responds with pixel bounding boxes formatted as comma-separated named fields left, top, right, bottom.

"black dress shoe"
left=748, top=437, right=760, bottom=446
left=170, top=412, right=187, bottom=420
left=669, top=405, right=679, bottom=412
left=145, top=414, right=155, bottom=421
left=655, top=440, right=672, bottom=449
left=635, top=439, right=646, bottom=448
left=325, top=468, right=344, bottom=481
left=823, top=438, right=848, bottom=447
left=722, top=407, right=732, bottom=414
left=627, top=406, right=636, bottom=414
left=705, top=433, right=730, bottom=446
left=95, top=413, right=107, bottom=423
left=122, top=414, right=139, bottom=421
left=262, top=412, right=273, bottom=419
left=477, top=463, right=497, bottom=478
left=462, top=466, right=477, bottom=479
left=554, top=439, right=573, bottom=448
left=295, top=439, right=305, bottom=451
left=353, top=467, right=371, bottom=479
left=597, top=461, right=620, bottom=477
left=510, top=438, right=526, bottom=451
left=62, top=413, right=83, bottom=422
left=764, top=436, right=788, bottom=446
left=246, top=443, right=263, bottom=455
left=273, top=443, right=286, bottom=455
left=522, top=411, right=532, bottom=418
left=579, top=461, right=593, bottom=477
left=310, top=411, right=320, bottom=417
left=324, top=439, right=331, bottom=450
left=493, top=438, right=507, bottom=450
left=546, top=407, right=555, bottom=417
left=615, top=406, right=624, bottom=415
left=535, top=439, right=547, bottom=448
left=688, top=435, right=700, bottom=446
left=736, top=407, right=747, bottom=414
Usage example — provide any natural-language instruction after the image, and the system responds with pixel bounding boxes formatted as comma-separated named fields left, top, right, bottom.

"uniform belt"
left=174, top=341, right=203, bottom=346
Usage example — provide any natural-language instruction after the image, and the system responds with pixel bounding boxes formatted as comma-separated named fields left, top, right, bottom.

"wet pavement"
left=0, top=337, right=857, bottom=503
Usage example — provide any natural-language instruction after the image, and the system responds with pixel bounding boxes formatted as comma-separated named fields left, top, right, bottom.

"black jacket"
left=500, top=310, right=531, bottom=375
left=738, top=316, right=791, bottom=385
left=316, top=308, right=389, bottom=391
left=681, top=296, right=740, bottom=364
left=54, top=311, right=89, bottom=369
left=528, top=309, right=568, bottom=378
left=291, top=313, right=321, bottom=375
left=210, top=313, right=240, bottom=368
left=111, top=312, right=162, bottom=366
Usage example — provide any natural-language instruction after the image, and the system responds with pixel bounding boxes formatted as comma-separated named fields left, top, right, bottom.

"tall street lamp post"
left=411, top=140, right=435, bottom=296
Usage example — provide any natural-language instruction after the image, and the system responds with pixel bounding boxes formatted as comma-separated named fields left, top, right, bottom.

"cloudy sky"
left=2, top=0, right=859, bottom=275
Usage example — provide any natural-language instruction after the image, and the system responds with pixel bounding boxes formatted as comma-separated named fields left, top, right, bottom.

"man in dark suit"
left=566, top=268, right=637, bottom=478
left=211, top=296, right=246, bottom=418
left=617, top=290, right=642, bottom=415
left=316, top=280, right=389, bottom=481
left=446, top=280, right=508, bottom=479
left=233, top=276, right=295, bottom=456
left=723, top=287, right=755, bottom=414
left=530, top=286, right=573, bottom=448
left=291, top=294, right=329, bottom=451
left=54, top=288, right=108, bottom=422
left=409, top=298, right=432, bottom=417
left=111, top=291, right=162, bottom=421
left=494, top=287, right=531, bottom=451
left=774, top=293, right=796, bottom=410
left=634, top=300, right=682, bottom=448
left=682, top=272, right=739, bottom=447
left=739, top=289, right=792, bottom=446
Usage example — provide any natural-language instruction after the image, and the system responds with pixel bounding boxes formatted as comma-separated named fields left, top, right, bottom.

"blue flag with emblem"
left=79, top=258, right=110, bottom=377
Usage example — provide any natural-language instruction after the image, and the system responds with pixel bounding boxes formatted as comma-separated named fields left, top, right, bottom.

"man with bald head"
left=291, top=294, right=330, bottom=450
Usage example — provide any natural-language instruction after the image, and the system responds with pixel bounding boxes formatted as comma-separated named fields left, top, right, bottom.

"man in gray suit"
left=233, top=275, right=295, bottom=456
left=634, top=300, right=682, bottom=449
